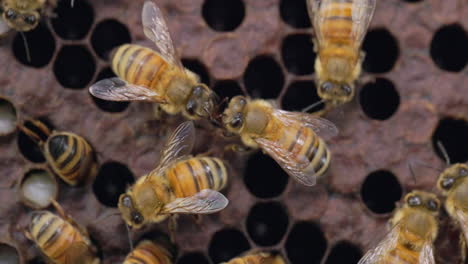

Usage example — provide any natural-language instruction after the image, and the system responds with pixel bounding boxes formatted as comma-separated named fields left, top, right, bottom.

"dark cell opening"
left=51, top=0, right=94, bottom=40
left=53, top=45, right=96, bottom=89
left=280, top=0, right=311, bottom=28
left=177, top=252, right=211, bottom=264
left=430, top=24, right=468, bottom=72
left=362, top=28, right=399, bottom=73
left=246, top=201, right=289, bottom=246
left=0, top=97, right=17, bottom=135
left=91, top=19, right=131, bottom=60
left=182, top=59, right=211, bottom=86
left=28, top=257, right=46, bottom=264
left=12, top=24, right=55, bottom=68
left=0, top=243, right=19, bottom=264
left=244, top=152, right=288, bottom=199
left=202, top=0, right=245, bottom=32
left=92, top=161, right=135, bottom=207
left=17, top=119, right=54, bottom=163
left=285, top=222, right=327, bottom=264
left=325, top=241, right=362, bottom=264
left=213, top=80, right=243, bottom=102
left=281, top=34, right=315, bottom=75
left=282, top=81, right=324, bottom=113
left=432, top=118, right=468, bottom=163
left=91, top=68, right=130, bottom=113
left=359, top=78, right=400, bottom=120
left=244, top=55, right=284, bottom=99
left=361, top=170, right=402, bottom=214
left=208, top=228, right=250, bottom=263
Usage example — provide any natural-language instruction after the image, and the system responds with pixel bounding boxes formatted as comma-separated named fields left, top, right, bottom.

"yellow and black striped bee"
left=118, top=121, right=229, bottom=230
left=1, top=0, right=56, bottom=32
left=89, top=1, right=217, bottom=120
left=18, top=119, right=97, bottom=186
left=307, top=0, right=376, bottom=107
left=123, top=240, right=173, bottom=264
left=223, top=251, right=285, bottom=264
left=25, top=200, right=100, bottom=264
left=221, top=96, right=337, bottom=186
left=359, top=190, right=440, bottom=264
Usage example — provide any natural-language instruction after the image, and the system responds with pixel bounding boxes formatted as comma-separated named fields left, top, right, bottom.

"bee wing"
left=0, top=18, right=10, bottom=35
left=142, top=1, right=183, bottom=69
left=255, top=137, right=317, bottom=186
left=308, top=0, right=376, bottom=49
left=358, top=225, right=399, bottom=264
left=455, top=207, right=468, bottom=246
left=89, top=77, right=166, bottom=102
left=162, top=189, right=229, bottom=214
left=418, top=242, right=436, bottom=264
left=66, top=242, right=95, bottom=264
left=274, top=109, right=338, bottom=140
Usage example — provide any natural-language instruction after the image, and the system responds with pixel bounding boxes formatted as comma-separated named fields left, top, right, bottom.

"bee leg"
left=460, top=234, right=466, bottom=263
left=168, top=215, right=178, bottom=243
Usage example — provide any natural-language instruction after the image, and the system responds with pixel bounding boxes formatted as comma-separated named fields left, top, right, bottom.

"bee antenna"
left=302, top=99, right=325, bottom=113
left=93, top=211, right=120, bottom=225
left=436, top=141, right=451, bottom=165
left=125, top=223, right=134, bottom=251
left=71, top=0, right=75, bottom=7
left=20, top=32, right=31, bottom=63
left=408, top=162, right=417, bottom=184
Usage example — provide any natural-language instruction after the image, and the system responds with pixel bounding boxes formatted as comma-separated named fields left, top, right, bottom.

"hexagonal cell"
left=359, top=78, right=400, bottom=121
left=208, top=228, right=250, bottom=263
left=246, top=201, right=289, bottom=246
left=362, top=28, right=399, bottom=73
left=0, top=242, right=21, bottom=264
left=282, top=80, right=324, bottom=113
left=0, top=97, right=18, bottom=136
left=244, top=55, right=284, bottom=99
left=91, top=19, right=131, bottom=60
left=430, top=24, right=467, bottom=72
left=202, top=0, right=245, bottom=32
left=182, top=59, right=210, bottom=86
left=91, top=67, right=130, bottom=113
left=177, top=252, right=210, bottom=264
left=12, top=24, right=55, bottom=68
left=432, top=118, right=468, bottom=163
left=279, top=0, right=310, bottom=29
left=212, top=80, right=243, bottom=101
left=244, top=152, right=288, bottom=199
left=286, top=222, right=327, bottom=264
left=361, top=170, right=402, bottom=214
left=324, top=241, right=362, bottom=264
left=92, top=161, right=135, bottom=207
left=51, top=0, right=94, bottom=40
left=281, top=34, right=315, bottom=75
left=17, top=119, right=54, bottom=163
left=19, top=168, right=58, bottom=209
left=53, top=45, right=96, bottom=89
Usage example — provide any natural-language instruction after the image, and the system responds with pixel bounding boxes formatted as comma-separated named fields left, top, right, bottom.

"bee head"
left=317, top=81, right=354, bottom=106
left=118, top=193, right=145, bottom=229
left=2, top=8, right=39, bottom=32
left=222, top=95, right=247, bottom=133
left=185, top=84, right=217, bottom=120
left=437, top=163, right=468, bottom=193
left=404, top=190, right=440, bottom=214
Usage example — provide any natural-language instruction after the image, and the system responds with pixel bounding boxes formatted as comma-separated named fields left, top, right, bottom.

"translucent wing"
left=358, top=225, right=399, bottom=264
left=274, top=109, right=338, bottom=140
left=0, top=18, right=10, bottom=35
left=455, top=207, right=468, bottom=246
left=255, top=137, right=317, bottom=186
left=89, top=77, right=166, bottom=102
left=66, top=242, right=95, bottom=264
left=152, top=121, right=195, bottom=175
left=418, top=242, right=436, bottom=264
left=162, top=189, right=229, bottom=214
left=308, top=0, right=376, bottom=49
left=142, top=1, right=183, bottom=68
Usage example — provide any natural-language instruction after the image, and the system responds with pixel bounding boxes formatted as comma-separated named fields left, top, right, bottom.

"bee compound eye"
left=321, top=82, right=333, bottom=92
left=459, top=168, right=468, bottom=176
left=441, top=177, right=455, bottom=189
left=132, top=212, right=144, bottom=225
left=408, top=195, right=421, bottom=206
left=24, top=15, right=36, bottom=25
left=122, top=195, right=132, bottom=207
left=193, top=86, right=203, bottom=96
left=5, top=9, right=16, bottom=19
left=186, top=100, right=197, bottom=115
left=231, top=113, right=243, bottom=128
left=342, top=84, right=352, bottom=95
left=427, top=199, right=439, bottom=211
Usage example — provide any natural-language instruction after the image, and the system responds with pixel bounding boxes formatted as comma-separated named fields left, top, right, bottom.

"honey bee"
left=123, top=240, right=173, bottom=264
left=221, top=96, right=337, bottom=186
left=118, top=121, right=229, bottom=229
left=89, top=1, right=217, bottom=120
left=18, top=119, right=98, bottom=186
left=307, top=0, right=376, bottom=106
left=0, top=0, right=56, bottom=32
left=358, top=190, right=440, bottom=264
left=222, top=251, right=285, bottom=264
left=25, top=200, right=100, bottom=264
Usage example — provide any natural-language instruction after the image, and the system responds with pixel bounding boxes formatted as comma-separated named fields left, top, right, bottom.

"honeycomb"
left=0, top=0, right=467, bottom=263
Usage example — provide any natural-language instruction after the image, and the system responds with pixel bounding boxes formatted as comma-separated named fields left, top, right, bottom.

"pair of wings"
left=89, top=1, right=185, bottom=103
left=358, top=223, right=435, bottom=264
left=256, top=109, right=338, bottom=186
left=150, top=121, right=228, bottom=215
left=307, top=0, right=376, bottom=50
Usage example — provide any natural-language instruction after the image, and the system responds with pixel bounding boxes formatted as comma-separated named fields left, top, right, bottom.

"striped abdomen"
left=319, top=1, right=354, bottom=45
left=165, top=157, right=228, bottom=198
left=123, top=240, right=172, bottom=264
left=226, top=253, right=285, bottom=264
left=29, top=211, right=93, bottom=264
left=111, top=44, right=170, bottom=90
left=45, top=132, right=97, bottom=186
left=378, top=244, right=421, bottom=264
